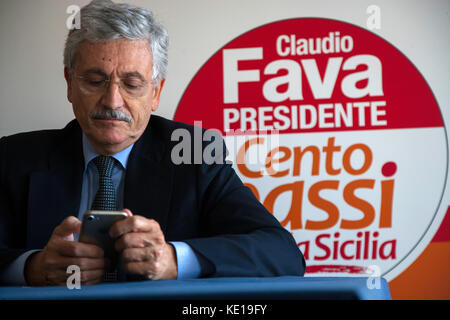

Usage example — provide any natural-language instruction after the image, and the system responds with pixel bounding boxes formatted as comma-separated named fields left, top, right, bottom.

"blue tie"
left=90, top=156, right=121, bottom=282
left=91, top=156, right=117, bottom=211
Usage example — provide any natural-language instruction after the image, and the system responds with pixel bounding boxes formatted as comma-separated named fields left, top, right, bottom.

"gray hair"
left=63, top=0, right=168, bottom=86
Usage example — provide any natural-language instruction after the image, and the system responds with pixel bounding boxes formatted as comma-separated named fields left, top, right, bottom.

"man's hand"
left=25, top=216, right=109, bottom=286
left=109, top=209, right=178, bottom=280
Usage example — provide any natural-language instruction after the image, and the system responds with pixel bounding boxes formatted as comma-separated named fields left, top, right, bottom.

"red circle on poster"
left=174, top=18, right=447, bottom=282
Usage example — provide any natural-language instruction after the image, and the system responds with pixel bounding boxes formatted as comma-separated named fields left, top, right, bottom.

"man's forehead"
left=74, top=39, right=152, bottom=75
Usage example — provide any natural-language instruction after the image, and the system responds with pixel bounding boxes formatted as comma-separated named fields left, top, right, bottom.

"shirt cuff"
left=0, top=250, right=40, bottom=286
left=169, top=241, right=202, bottom=279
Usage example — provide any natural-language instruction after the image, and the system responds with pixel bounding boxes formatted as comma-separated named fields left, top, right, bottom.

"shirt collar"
left=82, top=133, right=134, bottom=170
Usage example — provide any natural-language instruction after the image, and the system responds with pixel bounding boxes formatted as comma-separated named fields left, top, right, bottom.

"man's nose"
left=101, top=81, right=124, bottom=109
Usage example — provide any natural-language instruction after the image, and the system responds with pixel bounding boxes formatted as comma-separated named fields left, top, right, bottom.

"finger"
left=52, top=216, right=82, bottom=241
left=50, top=268, right=106, bottom=286
left=44, top=255, right=109, bottom=272
left=55, top=240, right=104, bottom=258
left=123, top=261, right=155, bottom=279
left=80, top=269, right=105, bottom=284
left=122, top=247, right=153, bottom=263
left=73, top=257, right=110, bottom=271
left=45, top=270, right=71, bottom=286
left=114, top=232, right=163, bottom=252
left=109, top=216, right=160, bottom=239
left=108, top=209, right=133, bottom=238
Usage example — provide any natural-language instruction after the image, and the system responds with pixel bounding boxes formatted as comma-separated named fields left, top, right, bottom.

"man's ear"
left=151, top=79, right=165, bottom=112
left=64, top=67, right=73, bottom=103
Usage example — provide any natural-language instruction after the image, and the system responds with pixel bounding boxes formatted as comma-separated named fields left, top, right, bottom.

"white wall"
left=0, top=0, right=448, bottom=138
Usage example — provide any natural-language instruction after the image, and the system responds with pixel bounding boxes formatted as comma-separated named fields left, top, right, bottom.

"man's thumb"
left=52, top=216, right=81, bottom=240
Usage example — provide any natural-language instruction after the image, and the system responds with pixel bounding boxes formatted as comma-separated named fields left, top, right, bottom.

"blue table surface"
left=0, top=276, right=391, bottom=300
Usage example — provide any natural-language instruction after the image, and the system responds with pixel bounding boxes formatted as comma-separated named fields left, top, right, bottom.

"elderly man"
left=0, top=0, right=305, bottom=286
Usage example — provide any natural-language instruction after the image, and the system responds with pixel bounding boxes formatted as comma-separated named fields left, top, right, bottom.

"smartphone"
left=79, top=210, right=128, bottom=260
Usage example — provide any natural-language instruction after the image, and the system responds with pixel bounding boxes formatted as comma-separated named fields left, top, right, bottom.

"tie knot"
left=92, top=156, right=116, bottom=178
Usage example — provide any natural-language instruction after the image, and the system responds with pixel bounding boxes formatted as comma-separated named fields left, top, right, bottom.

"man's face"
left=65, top=39, right=164, bottom=155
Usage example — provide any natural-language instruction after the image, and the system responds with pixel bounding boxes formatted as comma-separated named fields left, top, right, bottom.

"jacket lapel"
left=123, top=119, right=173, bottom=234
left=27, top=121, right=84, bottom=248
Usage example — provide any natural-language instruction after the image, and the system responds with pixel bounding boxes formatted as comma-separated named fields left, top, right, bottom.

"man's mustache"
left=90, top=109, right=132, bottom=123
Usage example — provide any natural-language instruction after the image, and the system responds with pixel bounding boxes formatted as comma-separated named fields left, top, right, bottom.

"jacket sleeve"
left=184, top=138, right=306, bottom=277
left=0, top=137, right=30, bottom=273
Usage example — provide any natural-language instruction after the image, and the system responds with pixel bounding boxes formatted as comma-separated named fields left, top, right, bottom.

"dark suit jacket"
left=0, top=115, right=305, bottom=280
